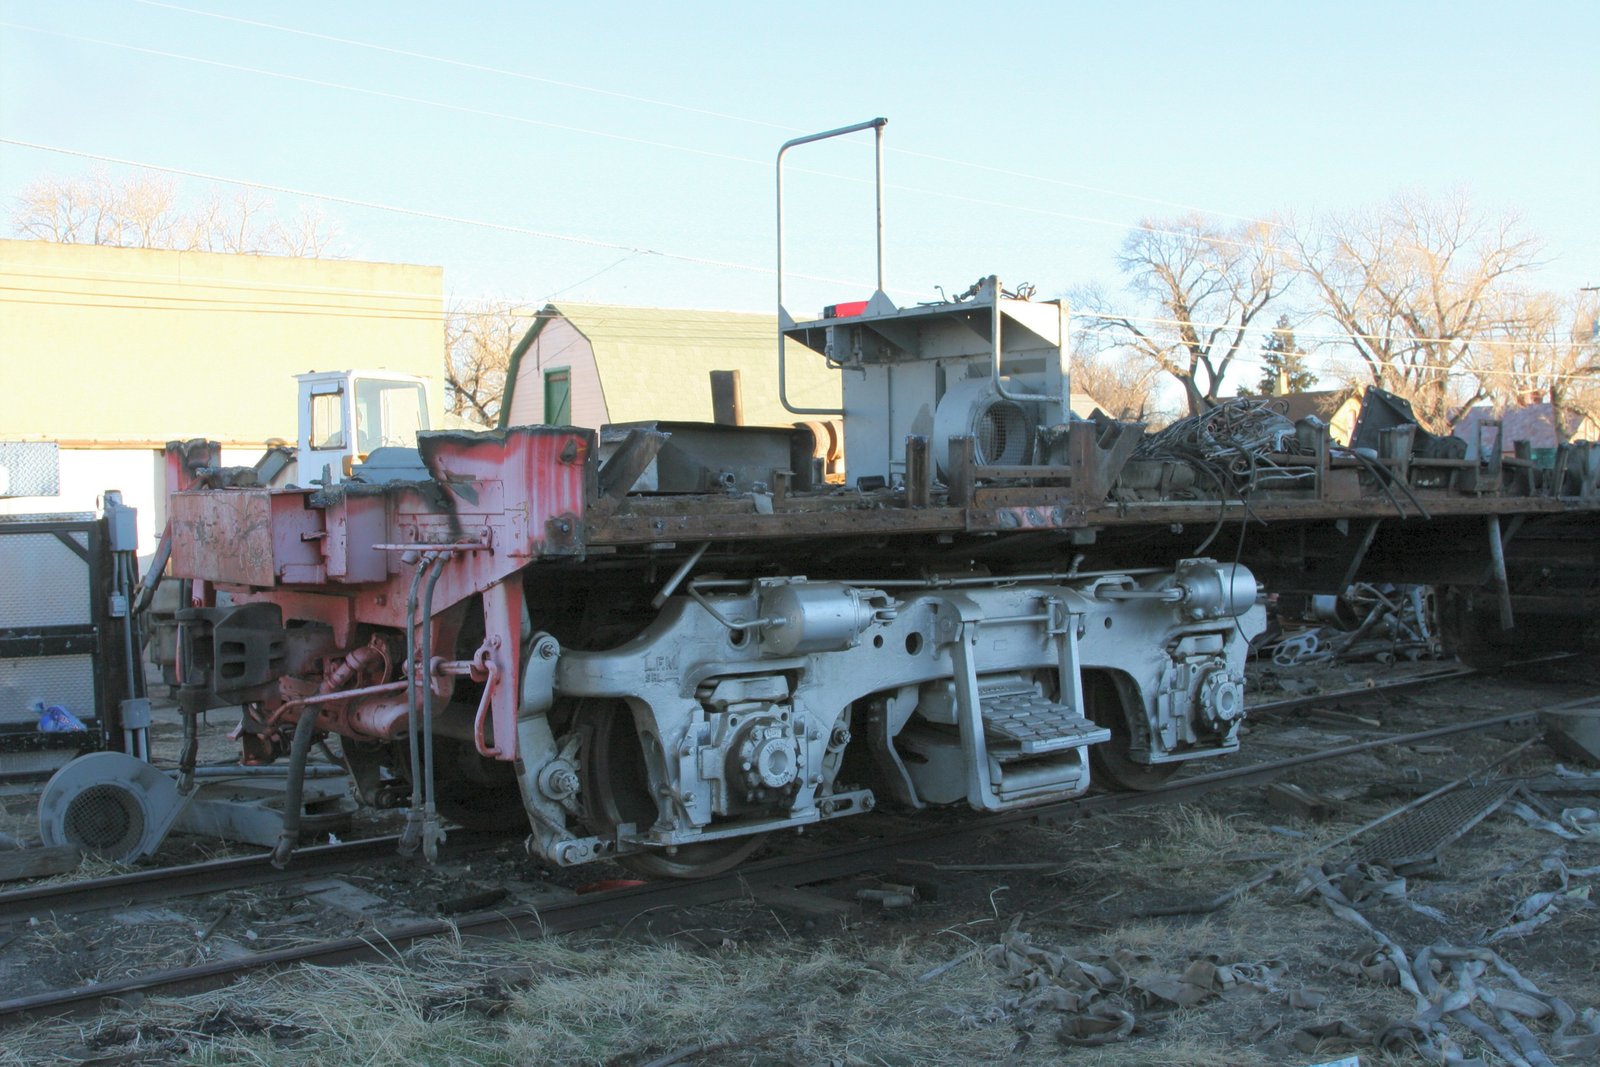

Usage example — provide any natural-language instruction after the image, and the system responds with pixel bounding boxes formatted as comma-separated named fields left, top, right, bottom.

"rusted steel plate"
left=169, top=489, right=323, bottom=587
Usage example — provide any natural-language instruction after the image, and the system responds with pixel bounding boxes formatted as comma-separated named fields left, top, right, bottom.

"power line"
left=130, top=0, right=799, bottom=133
left=0, top=21, right=1387, bottom=271
left=0, top=281, right=444, bottom=317
left=0, top=265, right=443, bottom=304
left=0, top=22, right=774, bottom=170
left=119, top=0, right=1598, bottom=291
left=6, top=278, right=1594, bottom=384
left=14, top=19, right=1587, bottom=294
left=125, top=0, right=1264, bottom=222
left=1083, top=308, right=1597, bottom=352
left=0, top=293, right=446, bottom=322
left=0, top=138, right=884, bottom=292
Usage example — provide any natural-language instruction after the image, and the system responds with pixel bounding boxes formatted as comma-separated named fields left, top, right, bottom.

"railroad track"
left=0, top=706, right=1547, bottom=1023
left=1247, top=662, right=1476, bottom=715
left=0, top=829, right=512, bottom=927
left=0, top=659, right=1485, bottom=929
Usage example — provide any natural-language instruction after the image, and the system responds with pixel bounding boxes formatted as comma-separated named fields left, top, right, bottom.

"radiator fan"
left=38, top=752, right=186, bottom=862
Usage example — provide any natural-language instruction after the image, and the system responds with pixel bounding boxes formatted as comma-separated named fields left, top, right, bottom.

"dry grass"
left=1, top=932, right=1038, bottom=1066
left=7, top=803, right=1595, bottom=1067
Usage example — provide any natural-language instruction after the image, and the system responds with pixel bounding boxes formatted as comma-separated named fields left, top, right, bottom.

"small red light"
left=823, top=300, right=869, bottom=319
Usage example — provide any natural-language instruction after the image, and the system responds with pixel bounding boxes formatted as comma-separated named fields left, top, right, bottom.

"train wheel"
left=1085, top=672, right=1179, bottom=792
left=580, top=700, right=768, bottom=878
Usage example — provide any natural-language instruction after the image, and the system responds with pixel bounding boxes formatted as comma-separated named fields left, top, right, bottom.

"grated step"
left=981, top=691, right=1112, bottom=756
left=1351, top=782, right=1515, bottom=874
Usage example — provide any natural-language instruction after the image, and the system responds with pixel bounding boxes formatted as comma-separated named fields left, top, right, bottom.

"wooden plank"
left=0, top=845, right=81, bottom=883
left=753, top=885, right=855, bottom=916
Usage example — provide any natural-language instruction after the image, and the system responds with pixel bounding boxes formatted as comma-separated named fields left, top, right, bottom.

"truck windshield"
left=355, top=379, right=429, bottom=454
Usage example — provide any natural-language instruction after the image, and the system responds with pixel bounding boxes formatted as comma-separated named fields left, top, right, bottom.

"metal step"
left=981, top=691, right=1111, bottom=756
left=1350, top=782, right=1515, bottom=874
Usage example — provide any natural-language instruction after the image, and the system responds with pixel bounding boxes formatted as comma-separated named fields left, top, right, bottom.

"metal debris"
left=1299, top=863, right=1600, bottom=1065
left=978, top=928, right=1284, bottom=1050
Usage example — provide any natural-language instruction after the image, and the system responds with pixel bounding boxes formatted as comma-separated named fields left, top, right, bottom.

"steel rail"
left=1247, top=650, right=1583, bottom=717
left=0, top=707, right=1542, bottom=1023
left=1247, top=664, right=1477, bottom=716
left=0, top=830, right=511, bottom=926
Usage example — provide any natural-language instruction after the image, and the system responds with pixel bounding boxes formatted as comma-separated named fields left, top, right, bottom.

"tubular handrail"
left=775, top=117, right=886, bottom=416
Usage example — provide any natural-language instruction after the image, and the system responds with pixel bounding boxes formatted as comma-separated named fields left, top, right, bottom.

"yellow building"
left=0, top=239, right=444, bottom=551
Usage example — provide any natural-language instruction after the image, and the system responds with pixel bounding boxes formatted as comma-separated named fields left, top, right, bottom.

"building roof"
left=1272, top=388, right=1359, bottom=424
left=1453, top=403, right=1600, bottom=454
left=504, top=302, right=840, bottom=426
left=0, top=239, right=444, bottom=446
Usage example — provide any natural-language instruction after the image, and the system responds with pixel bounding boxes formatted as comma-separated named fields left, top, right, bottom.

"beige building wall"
left=0, top=240, right=445, bottom=551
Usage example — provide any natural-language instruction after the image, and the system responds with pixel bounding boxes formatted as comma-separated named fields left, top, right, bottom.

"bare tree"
left=444, top=300, right=530, bottom=426
left=1069, top=336, right=1166, bottom=423
left=1289, top=192, right=1543, bottom=430
left=1077, top=214, right=1287, bottom=416
left=10, top=170, right=340, bottom=257
left=271, top=207, right=341, bottom=258
left=1490, top=289, right=1600, bottom=443
left=12, top=171, right=183, bottom=247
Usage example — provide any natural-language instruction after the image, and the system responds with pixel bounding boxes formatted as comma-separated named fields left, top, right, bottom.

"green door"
left=543, top=368, right=571, bottom=425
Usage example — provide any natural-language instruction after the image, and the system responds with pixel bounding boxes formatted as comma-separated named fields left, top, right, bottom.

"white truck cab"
left=295, top=370, right=433, bottom=484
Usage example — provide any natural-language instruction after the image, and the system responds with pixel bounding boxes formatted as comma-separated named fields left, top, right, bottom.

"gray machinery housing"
left=784, top=279, right=1071, bottom=487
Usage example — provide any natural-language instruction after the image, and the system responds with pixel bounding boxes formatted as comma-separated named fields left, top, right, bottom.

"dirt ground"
left=2, top=656, right=1598, bottom=1065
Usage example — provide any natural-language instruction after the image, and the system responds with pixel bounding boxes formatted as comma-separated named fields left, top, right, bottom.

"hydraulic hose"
left=270, top=703, right=325, bottom=869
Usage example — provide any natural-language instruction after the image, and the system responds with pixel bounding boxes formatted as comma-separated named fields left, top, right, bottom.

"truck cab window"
left=355, top=379, right=429, bottom=454
left=309, top=391, right=346, bottom=450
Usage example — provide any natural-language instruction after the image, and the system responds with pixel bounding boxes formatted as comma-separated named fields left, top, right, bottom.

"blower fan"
left=932, top=374, right=1040, bottom=477
left=38, top=752, right=187, bottom=863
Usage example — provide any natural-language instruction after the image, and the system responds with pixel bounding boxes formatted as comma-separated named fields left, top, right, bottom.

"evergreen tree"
left=1243, top=315, right=1317, bottom=395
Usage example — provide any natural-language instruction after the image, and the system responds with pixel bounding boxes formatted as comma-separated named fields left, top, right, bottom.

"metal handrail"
left=775, top=117, right=886, bottom=415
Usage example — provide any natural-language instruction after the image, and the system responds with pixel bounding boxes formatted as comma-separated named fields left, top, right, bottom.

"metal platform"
left=1351, top=782, right=1516, bottom=874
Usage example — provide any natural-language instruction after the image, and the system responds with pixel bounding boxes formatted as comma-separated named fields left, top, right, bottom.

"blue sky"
left=2, top=0, right=1596, bottom=328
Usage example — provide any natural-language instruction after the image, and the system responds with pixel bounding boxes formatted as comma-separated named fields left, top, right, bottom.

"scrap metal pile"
left=1265, top=584, right=1443, bottom=667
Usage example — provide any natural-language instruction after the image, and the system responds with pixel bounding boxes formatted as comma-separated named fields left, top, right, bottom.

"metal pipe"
left=873, top=120, right=886, bottom=294
left=419, top=558, right=449, bottom=862
left=685, top=585, right=785, bottom=634
left=191, top=764, right=344, bottom=779
left=775, top=118, right=884, bottom=416
left=687, top=567, right=1168, bottom=592
left=399, top=556, right=430, bottom=855
left=111, top=553, right=150, bottom=760
left=988, top=276, right=1055, bottom=406
left=1096, top=588, right=1184, bottom=603
left=1487, top=514, right=1514, bottom=630
left=651, top=542, right=709, bottom=609
left=274, top=679, right=409, bottom=715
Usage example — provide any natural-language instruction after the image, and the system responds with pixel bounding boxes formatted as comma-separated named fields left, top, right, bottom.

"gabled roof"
left=1454, top=403, right=1599, bottom=453
left=1272, top=388, right=1359, bottom=424
left=503, top=302, right=840, bottom=426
